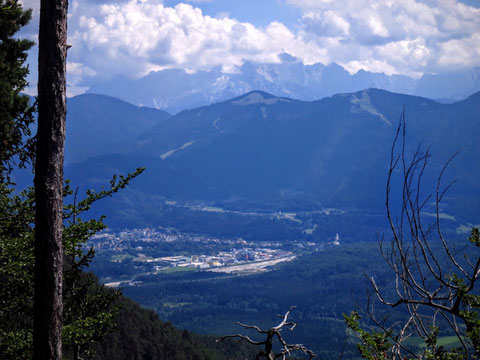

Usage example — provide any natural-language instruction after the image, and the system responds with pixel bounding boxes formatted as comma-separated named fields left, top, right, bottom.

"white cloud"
left=17, top=0, right=480, bottom=94
left=437, top=33, right=480, bottom=68
left=66, top=62, right=96, bottom=96
left=286, top=0, right=480, bottom=74
left=19, top=0, right=40, bottom=16
left=67, top=1, right=324, bottom=80
left=301, top=11, right=350, bottom=37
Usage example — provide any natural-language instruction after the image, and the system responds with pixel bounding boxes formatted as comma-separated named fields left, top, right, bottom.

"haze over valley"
left=9, top=0, right=480, bottom=358
left=12, top=85, right=480, bottom=357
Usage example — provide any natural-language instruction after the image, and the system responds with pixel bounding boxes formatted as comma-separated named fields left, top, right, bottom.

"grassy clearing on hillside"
left=156, top=266, right=197, bottom=274
left=404, top=336, right=464, bottom=349
left=111, top=254, right=135, bottom=262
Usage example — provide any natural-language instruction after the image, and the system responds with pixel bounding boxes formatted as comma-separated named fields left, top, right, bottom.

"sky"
left=19, top=0, right=480, bottom=96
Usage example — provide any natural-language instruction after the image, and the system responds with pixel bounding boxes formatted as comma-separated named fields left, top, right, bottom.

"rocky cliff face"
left=88, top=59, right=480, bottom=113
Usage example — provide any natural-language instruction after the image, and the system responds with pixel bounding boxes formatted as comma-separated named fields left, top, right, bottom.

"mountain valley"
left=11, top=88, right=479, bottom=359
left=54, top=89, right=480, bottom=235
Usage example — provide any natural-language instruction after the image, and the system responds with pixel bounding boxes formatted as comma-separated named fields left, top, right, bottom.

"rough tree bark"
left=33, top=0, right=69, bottom=359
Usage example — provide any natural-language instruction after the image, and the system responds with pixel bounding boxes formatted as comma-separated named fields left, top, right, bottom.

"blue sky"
left=165, top=0, right=303, bottom=28
left=19, top=0, right=480, bottom=96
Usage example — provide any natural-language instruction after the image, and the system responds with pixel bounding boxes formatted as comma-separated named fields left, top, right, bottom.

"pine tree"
left=0, top=2, right=36, bottom=357
left=0, top=0, right=36, bottom=180
left=0, top=2, right=143, bottom=359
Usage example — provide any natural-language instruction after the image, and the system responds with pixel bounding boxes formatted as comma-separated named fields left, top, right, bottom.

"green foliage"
left=62, top=272, right=120, bottom=358
left=0, top=2, right=251, bottom=359
left=457, top=228, right=480, bottom=354
left=421, top=326, right=466, bottom=359
left=0, top=169, right=144, bottom=359
left=468, top=228, right=480, bottom=247
left=0, top=2, right=132, bottom=356
left=344, top=311, right=391, bottom=360
left=0, top=0, right=36, bottom=179
left=0, top=3, right=35, bottom=355
left=61, top=169, right=145, bottom=358
left=93, top=296, right=257, bottom=360
left=0, top=184, right=34, bottom=359
left=115, top=242, right=387, bottom=359
left=344, top=228, right=480, bottom=360
left=424, top=346, right=465, bottom=360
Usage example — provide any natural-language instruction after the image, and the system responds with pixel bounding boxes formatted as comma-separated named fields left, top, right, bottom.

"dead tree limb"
left=364, top=110, right=480, bottom=358
left=218, top=306, right=316, bottom=360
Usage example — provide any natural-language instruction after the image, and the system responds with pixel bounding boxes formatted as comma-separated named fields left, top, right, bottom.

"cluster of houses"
left=141, top=248, right=293, bottom=271
left=89, top=227, right=235, bottom=251
left=89, top=227, right=294, bottom=272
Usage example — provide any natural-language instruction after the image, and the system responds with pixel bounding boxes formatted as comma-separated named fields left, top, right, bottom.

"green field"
left=111, top=254, right=135, bottom=262
left=156, top=266, right=197, bottom=274
left=405, top=336, right=464, bottom=349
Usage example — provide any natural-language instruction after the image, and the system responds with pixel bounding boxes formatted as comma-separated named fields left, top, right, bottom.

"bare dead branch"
left=218, top=307, right=316, bottom=359
left=235, top=322, right=268, bottom=334
left=217, top=334, right=265, bottom=346
left=363, top=112, right=479, bottom=359
left=273, top=306, right=296, bottom=331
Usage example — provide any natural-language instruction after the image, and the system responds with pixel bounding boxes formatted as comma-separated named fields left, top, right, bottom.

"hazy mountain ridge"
left=63, top=89, right=480, bottom=229
left=66, top=93, right=171, bottom=164
left=88, top=59, right=480, bottom=114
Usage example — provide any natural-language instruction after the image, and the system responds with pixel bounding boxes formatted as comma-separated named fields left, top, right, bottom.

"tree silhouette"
left=33, top=0, right=69, bottom=358
left=219, top=306, right=315, bottom=360
left=345, top=111, right=480, bottom=359
left=0, top=0, right=35, bottom=180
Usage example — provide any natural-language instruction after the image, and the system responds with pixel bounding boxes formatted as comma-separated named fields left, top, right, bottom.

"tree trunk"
left=33, top=0, right=68, bottom=359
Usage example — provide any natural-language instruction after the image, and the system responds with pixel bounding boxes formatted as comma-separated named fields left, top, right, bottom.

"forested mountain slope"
left=63, top=89, right=480, bottom=229
left=66, top=94, right=171, bottom=164
left=92, top=295, right=256, bottom=360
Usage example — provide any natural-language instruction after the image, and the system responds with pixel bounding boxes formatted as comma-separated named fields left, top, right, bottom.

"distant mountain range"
left=88, top=58, right=480, bottom=113
left=59, top=89, right=480, bottom=228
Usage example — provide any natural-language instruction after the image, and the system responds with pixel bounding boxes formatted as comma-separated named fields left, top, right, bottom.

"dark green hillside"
left=64, top=154, right=212, bottom=200
left=63, top=89, right=480, bottom=230
left=118, top=242, right=397, bottom=359
left=117, top=238, right=470, bottom=359
left=66, top=94, right=171, bottom=164
left=164, top=89, right=476, bottom=206
left=93, top=295, right=256, bottom=360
